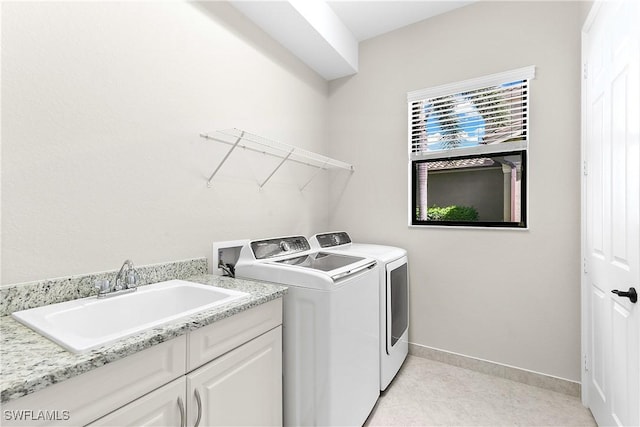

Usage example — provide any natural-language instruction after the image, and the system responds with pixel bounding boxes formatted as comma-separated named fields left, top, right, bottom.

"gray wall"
left=1, top=2, right=330, bottom=285
left=327, top=1, right=583, bottom=381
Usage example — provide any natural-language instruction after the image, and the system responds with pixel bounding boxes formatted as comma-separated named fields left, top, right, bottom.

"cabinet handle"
left=194, top=389, right=202, bottom=427
left=177, top=396, right=186, bottom=427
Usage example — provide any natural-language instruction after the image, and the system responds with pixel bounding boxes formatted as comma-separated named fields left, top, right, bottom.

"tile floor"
left=365, top=356, right=597, bottom=426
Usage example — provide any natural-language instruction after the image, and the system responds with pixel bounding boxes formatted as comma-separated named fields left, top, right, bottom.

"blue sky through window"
left=424, top=97, right=486, bottom=150
left=423, top=80, right=524, bottom=151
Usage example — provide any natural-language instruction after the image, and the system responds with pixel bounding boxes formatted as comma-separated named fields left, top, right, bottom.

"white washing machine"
left=309, top=232, right=409, bottom=391
left=234, top=236, right=380, bottom=427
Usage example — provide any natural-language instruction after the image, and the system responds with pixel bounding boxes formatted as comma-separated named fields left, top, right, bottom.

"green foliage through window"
left=426, top=205, right=479, bottom=222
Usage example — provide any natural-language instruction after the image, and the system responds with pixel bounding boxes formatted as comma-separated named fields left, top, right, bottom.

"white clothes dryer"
left=234, top=235, right=380, bottom=426
left=309, top=232, right=409, bottom=391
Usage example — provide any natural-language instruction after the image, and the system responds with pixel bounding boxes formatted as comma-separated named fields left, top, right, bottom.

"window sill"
left=408, top=224, right=529, bottom=231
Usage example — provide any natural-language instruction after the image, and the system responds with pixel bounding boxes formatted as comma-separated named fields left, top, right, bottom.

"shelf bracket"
left=299, top=161, right=328, bottom=191
left=259, top=148, right=294, bottom=189
left=206, top=131, right=244, bottom=187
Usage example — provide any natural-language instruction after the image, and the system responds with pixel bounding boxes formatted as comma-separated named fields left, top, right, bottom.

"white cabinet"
left=3, top=299, right=283, bottom=427
left=88, top=378, right=186, bottom=427
left=89, top=327, right=282, bottom=427
left=187, top=327, right=282, bottom=427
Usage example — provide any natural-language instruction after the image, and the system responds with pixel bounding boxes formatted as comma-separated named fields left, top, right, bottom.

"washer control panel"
left=251, top=236, right=310, bottom=259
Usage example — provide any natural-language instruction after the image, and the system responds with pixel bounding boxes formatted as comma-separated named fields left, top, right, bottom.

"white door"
left=583, top=1, right=640, bottom=426
left=186, top=327, right=282, bottom=427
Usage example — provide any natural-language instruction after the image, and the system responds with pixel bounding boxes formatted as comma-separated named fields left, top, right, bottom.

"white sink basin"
left=11, top=279, right=249, bottom=353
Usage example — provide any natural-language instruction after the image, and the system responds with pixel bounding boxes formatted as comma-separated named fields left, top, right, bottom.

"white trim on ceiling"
left=230, top=0, right=359, bottom=80
left=230, top=0, right=475, bottom=81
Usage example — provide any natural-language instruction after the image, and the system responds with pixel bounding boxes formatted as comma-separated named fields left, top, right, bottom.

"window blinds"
left=408, top=66, right=535, bottom=157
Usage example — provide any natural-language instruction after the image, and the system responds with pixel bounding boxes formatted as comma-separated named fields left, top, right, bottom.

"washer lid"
left=268, top=252, right=376, bottom=281
left=274, top=252, right=362, bottom=271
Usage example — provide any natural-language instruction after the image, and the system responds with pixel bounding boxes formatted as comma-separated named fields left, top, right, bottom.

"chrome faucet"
left=115, top=259, right=138, bottom=290
left=94, top=259, right=139, bottom=298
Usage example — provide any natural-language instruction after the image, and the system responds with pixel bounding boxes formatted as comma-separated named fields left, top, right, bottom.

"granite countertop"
left=0, top=274, right=287, bottom=404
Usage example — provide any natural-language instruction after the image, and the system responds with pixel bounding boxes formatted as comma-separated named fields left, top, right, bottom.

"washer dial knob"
left=280, top=241, right=291, bottom=252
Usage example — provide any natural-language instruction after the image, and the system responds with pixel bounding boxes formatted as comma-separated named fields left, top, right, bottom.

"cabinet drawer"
left=187, top=299, right=282, bottom=371
left=2, top=336, right=186, bottom=427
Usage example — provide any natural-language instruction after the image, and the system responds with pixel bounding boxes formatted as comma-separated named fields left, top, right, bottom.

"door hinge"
left=583, top=258, right=588, bottom=274
left=584, top=354, right=589, bottom=372
left=583, top=160, right=588, bottom=176
left=583, top=62, right=588, bottom=79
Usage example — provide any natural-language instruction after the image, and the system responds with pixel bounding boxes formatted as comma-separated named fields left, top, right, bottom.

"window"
left=408, top=66, right=535, bottom=228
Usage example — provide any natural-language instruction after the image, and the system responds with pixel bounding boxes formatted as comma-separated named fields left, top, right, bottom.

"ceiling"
left=326, top=1, right=473, bottom=42
left=230, top=0, right=473, bottom=80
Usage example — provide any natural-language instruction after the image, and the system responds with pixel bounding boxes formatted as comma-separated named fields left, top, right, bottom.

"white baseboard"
left=408, top=342, right=581, bottom=397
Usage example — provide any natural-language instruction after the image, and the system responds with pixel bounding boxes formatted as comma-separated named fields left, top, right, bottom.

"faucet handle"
left=94, top=279, right=110, bottom=294
left=126, top=270, right=138, bottom=288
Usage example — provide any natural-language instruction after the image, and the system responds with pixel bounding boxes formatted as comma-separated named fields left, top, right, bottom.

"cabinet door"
left=87, top=377, right=186, bottom=427
left=187, top=327, right=282, bottom=427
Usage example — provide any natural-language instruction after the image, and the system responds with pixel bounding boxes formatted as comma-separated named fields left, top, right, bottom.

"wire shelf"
left=200, top=128, right=354, bottom=189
